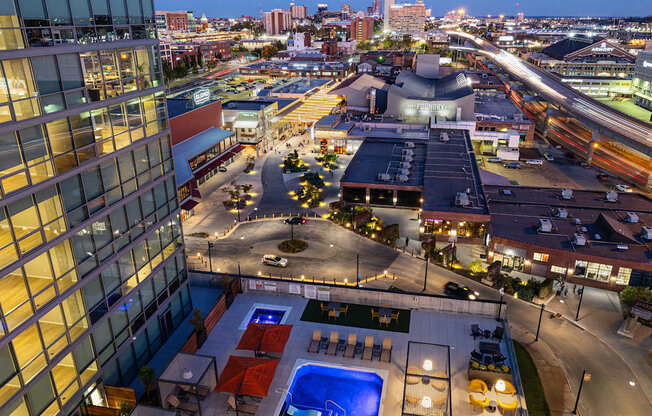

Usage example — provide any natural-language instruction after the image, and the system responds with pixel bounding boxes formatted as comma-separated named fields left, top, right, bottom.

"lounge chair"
left=471, top=324, right=482, bottom=338
left=468, top=379, right=488, bottom=395
left=405, top=394, right=420, bottom=405
left=319, top=303, right=329, bottom=316
left=406, top=366, right=420, bottom=384
left=362, top=335, right=374, bottom=360
left=344, top=333, right=356, bottom=358
left=308, top=329, right=321, bottom=353
left=286, top=405, right=322, bottom=415
left=371, top=309, right=379, bottom=319
left=471, top=350, right=483, bottom=362
left=179, top=383, right=210, bottom=398
left=326, top=331, right=339, bottom=355
left=493, top=353, right=507, bottom=364
left=469, top=393, right=490, bottom=412
left=339, top=304, right=349, bottom=317
left=227, top=395, right=258, bottom=415
left=431, top=371, right=448, bottom=391
left=380, top=337, right=392, bottom=362
left=497, top=380, right=517, bottom=396
left=498, top=397, right=518, bottom=415
left=493, top=326, right=504, bottom=341
left=167, top=394, right=200, bottom=414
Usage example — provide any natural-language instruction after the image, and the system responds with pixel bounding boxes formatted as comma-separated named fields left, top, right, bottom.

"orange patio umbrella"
left=236, top=323, right=293, bottom=354
left=215, top=355, right=279, bottom=397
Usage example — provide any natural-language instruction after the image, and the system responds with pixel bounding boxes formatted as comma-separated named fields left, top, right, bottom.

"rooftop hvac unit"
left=363, top=125, right=372, bottom=132
left=405, top=141, right=415, bottom=148
left=402, top=148, right=414, bottom=156
left=573, top=233, right=586, bottom=246
left=626, top=212, right=639, bottom=223
left=606, top=191, right=618, bottom=202
left=377, top=173, right=391, bottom=181
left=617, top=244, right=629, bottom=251
left=580, top=226, right=588, bottom=233
left=502, top=189, right=512, bottom=195
left=400, top=161, right=411, bottom=169
left=594, top=233, right=602, bottom=240
left=642, top=226, right=652, bottom=241
left=455, top=192, right=470, bottom=207
left=574, top=218, right=582, bottom=225
left=399, top=168, right=410, bottom=176
left=538, top=218, right=552, bottom=233
left=402, top=154, right=414, bottom=162
left=561, top=189, right=573, bottom=200
left=440, top=133, right=450, bottom=142
left=556, top=208, right=568, bottom=218
left=466, top=188, right=471, bottom=194
left=397, top=174, right=409, bottom=182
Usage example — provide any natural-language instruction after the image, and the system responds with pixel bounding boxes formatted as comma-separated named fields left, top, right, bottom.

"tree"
left=261, top=45, right=279, bottom=59
left=197, top=53, right=203, bottom=68
left=619, top=286, right=652, bottom=307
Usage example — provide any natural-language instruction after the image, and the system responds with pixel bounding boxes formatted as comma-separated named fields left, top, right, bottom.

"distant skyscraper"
left=290, top=3, right=308, bottom=19
left=383, top=0, right=395, bottom=32
left=372, top=0, right=382, bottom=15
left=389, top=1, right=426, bottom=35
left=264, top=9, right=291, bottom=34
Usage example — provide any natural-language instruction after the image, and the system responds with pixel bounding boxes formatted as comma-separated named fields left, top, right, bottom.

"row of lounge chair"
left=308, top=329, right=392, bottom=362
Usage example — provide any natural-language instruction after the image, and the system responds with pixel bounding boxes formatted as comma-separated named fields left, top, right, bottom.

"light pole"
left=356, top=253, right=359, bottom=287
left=575, top=286, right=584, bottom=321
left=496, top=287, right=505, bottom=322
left=422, top=254, right=429, bottom=292
left=572, top=370, right=591, bottom=414
left=535, top=302, right=544, bottom=342
left=207, top=241, right=214, bottom=272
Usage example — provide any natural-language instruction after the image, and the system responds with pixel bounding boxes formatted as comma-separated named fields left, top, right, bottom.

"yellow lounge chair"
left=405, top=394, right=420, bottom=405
left=469, top=393, right=490, bottom=412
left=498, top=397, right=518, bottom=415
left=380, top=337, right=392, bottom=362
left=308, top=329, right=321, bottom=353
left=431, top=377, right=447, bottom=392
left=496, top=380, right=517, bottom=396
left=326, top=331, right=339, bottom=355
left=468, top=379, right=488, bottom=395
left=362, top=335, right=374, bottom=360
left=406, top=366, right=420, bottom=384
left=344, top=333, right=356, bottom=358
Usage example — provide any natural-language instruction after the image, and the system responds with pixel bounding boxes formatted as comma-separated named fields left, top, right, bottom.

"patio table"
left=479, top=341, right=500, bottom=355
left=328, top=302, right=341, bottom=311
left=379, top=307, right=392, bottom=317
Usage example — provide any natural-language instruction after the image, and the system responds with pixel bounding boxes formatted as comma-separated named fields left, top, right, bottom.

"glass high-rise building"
left=0, top=1, right=191, bottom=416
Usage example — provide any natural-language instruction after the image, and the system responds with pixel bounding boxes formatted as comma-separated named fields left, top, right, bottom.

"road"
left=448, top=31, right=652, bottom=149
left=187, top=220, right=652, bottom=416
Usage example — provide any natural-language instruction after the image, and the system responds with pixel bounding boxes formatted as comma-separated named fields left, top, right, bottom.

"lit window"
left=533, top=252, right=549, bottom=262
left=550, top=265, right=566, bottom=274
left=616, top=267, right=631, bottom=285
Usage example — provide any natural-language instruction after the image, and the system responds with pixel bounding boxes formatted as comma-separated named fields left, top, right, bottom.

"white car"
left=525, top=159, right=543, bottom=166
left=615, top=184, right=632, bottom=193
left=487, top=157, right=502, bottom=163
left=262, top=254, right=288, bottom=267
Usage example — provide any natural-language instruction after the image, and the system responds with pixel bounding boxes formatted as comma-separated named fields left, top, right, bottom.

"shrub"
left=469, top=261, right=484, bottom=274
left=619, top=286, right=652, bottom=307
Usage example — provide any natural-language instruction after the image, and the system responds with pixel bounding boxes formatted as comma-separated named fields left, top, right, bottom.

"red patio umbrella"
left=215, top=355, right=279, bottom=397
left=236, top=323, right=293, bottom=355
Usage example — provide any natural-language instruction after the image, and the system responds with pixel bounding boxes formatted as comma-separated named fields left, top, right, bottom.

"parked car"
left=487, top=157, right=502, bottom=163
left=284, top=216, right=307, bottom=225
left=218, top=166, right=227, bottom=172
left=503, top=162, right=521, bottom=169
left=262, top=254, right=288, bottom=267
left=596, top=173, right=610, bottom=182
left=443, top=282, right=479, bottom=300
left=615, top=184, right=632, bottom=192
left=543, top=153, right=554, bottom=161
left=525, top=159, right=543, bottom=166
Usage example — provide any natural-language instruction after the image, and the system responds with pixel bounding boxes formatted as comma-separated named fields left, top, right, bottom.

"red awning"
left=193, top=145, right=243, bottom=179
left=236, top=323, right=293, bottom=354
left=180, top=199, right=199, bottom=211
left=191, top=188, right=201, bottom=198
left=215, top=355, right=279, bottom=397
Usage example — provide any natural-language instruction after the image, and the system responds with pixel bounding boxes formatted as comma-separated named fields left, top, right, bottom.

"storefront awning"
left=180, top=199, right=199, bottom=211
left=191, top=188, right=201, bottom=198
left=233, top=119, right=259, bottom=129
left=172, top=127, right=235, bottom=186
left=193, top=144, right=244, bottom=180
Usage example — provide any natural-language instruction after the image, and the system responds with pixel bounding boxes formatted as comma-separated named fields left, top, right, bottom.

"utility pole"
left=422, top=255, right=429, bottom=291
left=575, top=286, right=584, bottom=321
left=535, top=302, right=544, bottom=342
left=290, top=223, right=294, bottom=240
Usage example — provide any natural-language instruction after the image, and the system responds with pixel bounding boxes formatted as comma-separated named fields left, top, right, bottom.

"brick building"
left=349, top=17, right=375, bottom=41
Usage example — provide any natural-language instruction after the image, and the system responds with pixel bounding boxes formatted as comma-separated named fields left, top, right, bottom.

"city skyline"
left=153, top=0, right=652, bottom=18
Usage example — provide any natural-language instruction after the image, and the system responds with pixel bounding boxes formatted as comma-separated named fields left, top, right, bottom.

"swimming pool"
left=280, top=363, right=384, bottom=416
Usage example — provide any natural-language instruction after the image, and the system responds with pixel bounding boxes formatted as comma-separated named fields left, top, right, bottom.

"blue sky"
left=155, top=0, right=651, bottom=18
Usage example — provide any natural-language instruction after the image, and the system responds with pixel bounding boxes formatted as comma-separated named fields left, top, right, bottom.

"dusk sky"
left=154, top=0, right=651, bottom=19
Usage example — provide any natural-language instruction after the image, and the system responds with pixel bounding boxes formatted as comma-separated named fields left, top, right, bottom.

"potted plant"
left=190, top=309, right=207, bottom=347
left=138, top=366, right=156, bottom=404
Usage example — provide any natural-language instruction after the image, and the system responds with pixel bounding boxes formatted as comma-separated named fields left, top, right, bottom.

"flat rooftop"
left=485, top=185, right=652, bottom=264
left=222, top=100, right=276, bottom=111
left=193, top=291, right=520, bottom=416
left=474, top=91, right=529, bottom=122
left=244, top=60, right=351, bottom=71
left=341, top=129, right=489, bottom=216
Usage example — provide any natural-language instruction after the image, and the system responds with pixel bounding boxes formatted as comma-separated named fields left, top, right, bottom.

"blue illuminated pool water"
left=285, top=364, right=383, bottom=416
left=249, top=308, right=285, bottom=325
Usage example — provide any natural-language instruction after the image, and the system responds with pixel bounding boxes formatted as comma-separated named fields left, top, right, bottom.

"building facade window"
left=616, top=267, right=632, bottom=285
left=533, top=252, right=549, bottom=262
left=550, top=265, right=567, bottom=275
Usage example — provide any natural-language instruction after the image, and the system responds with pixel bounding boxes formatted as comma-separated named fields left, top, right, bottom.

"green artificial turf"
left=300, top=299, right=410, bottom=333
left=514, top=341, right=551, bottom=416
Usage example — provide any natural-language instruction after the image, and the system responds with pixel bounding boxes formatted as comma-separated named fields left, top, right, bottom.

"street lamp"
left=575, top=286, right=584, bottom=321
left=572, top=370, right=591, bottom=414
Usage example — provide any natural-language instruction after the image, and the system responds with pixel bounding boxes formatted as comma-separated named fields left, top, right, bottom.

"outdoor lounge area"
left=175, top=279, right=525, bottom=415
left=158, top=352, right=218, bottom=415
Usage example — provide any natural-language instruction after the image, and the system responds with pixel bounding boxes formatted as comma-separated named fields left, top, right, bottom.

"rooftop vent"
left=455, top=192, right=470, bottom=207
left=396, top=174, right=409, bottom=182
left=405, top=141, right=415, bottom=148
left=556, top=208, right=568, bottom=219
left=605, top=191, right=618, bottom=202
left=594, top=233, right=602, bottom=240
left=574, top=233, right=586, bottom=246
left=561, top=189, right=573, bottom=200
left=642, top=226, right=652, bottom=241
left=502, top=189, right=512, bottom=195
left=399, top=168, right=410, bottom=176
left=574, top=218, right=582, bottom=225
left=538, top=218, right=552, bottom=233
left=399, top=161, right=411, bottom=169
left=617, top=244, right=629, bottom=251
left=396, top=126, right=403, bottom=134
left=580, top=226, right=588, bottom=233
left=402, top=154, right=414, bottom=162
left=440, top=133, right=450, bottom=142
left=377, top=173, right=391, bottom=181
left=626, top=212, right=639, bottom=223
left=402, top=148, right=414, bottom=157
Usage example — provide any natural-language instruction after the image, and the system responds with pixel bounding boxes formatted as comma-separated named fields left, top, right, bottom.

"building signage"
left=591, top=42, right=613, bottom=53
left=498, top=35, right=514, bottom=41
left=407, top=103, right=451, bottom=113
left=192, top=88, right=210, bottom=106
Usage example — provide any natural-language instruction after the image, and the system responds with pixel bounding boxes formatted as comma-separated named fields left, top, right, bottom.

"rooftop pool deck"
left=195, top=292, right=520, bottom=415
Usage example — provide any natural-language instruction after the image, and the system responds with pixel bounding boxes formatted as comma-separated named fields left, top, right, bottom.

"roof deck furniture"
left=227, top=395, right=258, bottom=415
left=468, top=379, right=489, bottom=395
left=496, top=380, right=517, bottom=396
left=498, top=397, right=518, bottom=415
left=326, top=331, right=339, bottom=355
left=159, top=352, right=218, bottom=416
left=471, top=350, right=483, bottom=362
left=479, top=341, right=500, bottom=355
left=492, top=326, right=505, bottom=341
left=381, top=337, right=392, bottom=362
left=308, top=329, right=321, bottom=353
left=344, top=334, right=357, bottom=358
left=362, top=335, right=374, bottom=360
left=471, top=324, right=482, bottom=339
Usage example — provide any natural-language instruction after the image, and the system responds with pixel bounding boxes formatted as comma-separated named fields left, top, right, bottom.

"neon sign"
left=192, top=88, right=210, bottom=106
